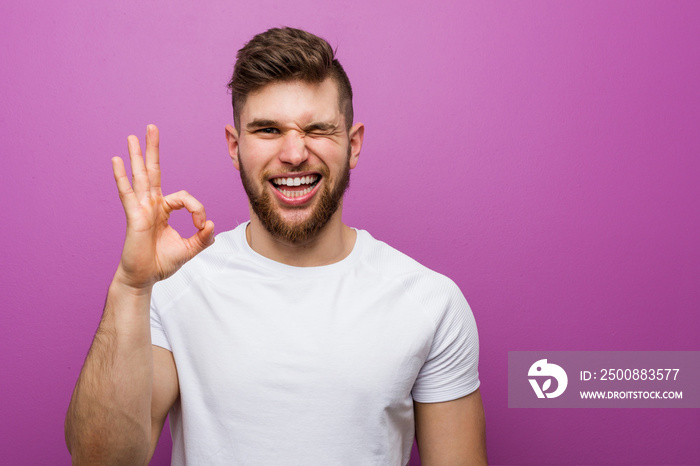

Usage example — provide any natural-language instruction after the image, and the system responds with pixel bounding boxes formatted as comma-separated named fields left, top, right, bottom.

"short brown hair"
left=227, top=27, right=354, bottom=130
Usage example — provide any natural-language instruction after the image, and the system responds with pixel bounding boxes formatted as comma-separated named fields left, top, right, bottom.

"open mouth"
left=270, top=174, right=321, bottom=198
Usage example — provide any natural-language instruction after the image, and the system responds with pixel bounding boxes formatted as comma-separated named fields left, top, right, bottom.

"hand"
left=112, top=124, right=215, bottom=290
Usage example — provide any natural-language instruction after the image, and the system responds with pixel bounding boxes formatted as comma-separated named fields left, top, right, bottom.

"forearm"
left=65, top=278, right=154, bottom=465
left=66, top=124, right=211, bottom=462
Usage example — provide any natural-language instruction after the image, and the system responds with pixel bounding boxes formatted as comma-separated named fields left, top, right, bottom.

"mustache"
left=262, top=164, right=330, bottom=179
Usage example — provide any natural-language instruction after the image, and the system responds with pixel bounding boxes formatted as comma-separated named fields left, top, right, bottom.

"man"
left=66, top=27, right=486, bottom=465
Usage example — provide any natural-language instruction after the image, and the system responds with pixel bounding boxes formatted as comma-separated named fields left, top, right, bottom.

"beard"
left=238, top=150, right=351, bottom=244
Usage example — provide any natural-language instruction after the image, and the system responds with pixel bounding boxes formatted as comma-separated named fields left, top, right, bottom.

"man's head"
left=227, top=27, right=354, bottom=132
left=225, top=28, right=363, bottom=246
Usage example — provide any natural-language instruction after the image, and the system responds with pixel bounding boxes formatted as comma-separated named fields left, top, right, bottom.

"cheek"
left=241, top=138, right=278, bottom=154
left=239, top=140, right=280, bottom=167
left=305, top=138, right=346, bottom=160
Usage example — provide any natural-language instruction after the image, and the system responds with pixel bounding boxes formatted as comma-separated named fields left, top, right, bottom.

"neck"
left=245, top=210, right=356, bottom=267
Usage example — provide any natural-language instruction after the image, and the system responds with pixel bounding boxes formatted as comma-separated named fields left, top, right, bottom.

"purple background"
left=1, top=1, right=699, bottom=464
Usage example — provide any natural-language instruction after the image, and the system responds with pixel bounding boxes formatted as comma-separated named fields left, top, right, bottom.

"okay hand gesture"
left=111, top=125, right=215, bottom=290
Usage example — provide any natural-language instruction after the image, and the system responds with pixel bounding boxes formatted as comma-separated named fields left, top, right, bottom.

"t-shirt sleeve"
left=411, top=284, right=480, bottom=403
left=150, top=292, right=172, bottom=352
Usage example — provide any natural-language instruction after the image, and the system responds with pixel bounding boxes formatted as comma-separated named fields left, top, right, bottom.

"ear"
left=348, top=122, right=364, bottom=169
left=225, top=124, right=241, bottom=171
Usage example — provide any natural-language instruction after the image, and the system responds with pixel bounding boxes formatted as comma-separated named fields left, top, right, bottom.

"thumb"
left=185, top=220, right=216, bottom=257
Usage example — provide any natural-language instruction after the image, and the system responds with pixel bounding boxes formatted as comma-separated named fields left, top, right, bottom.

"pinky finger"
left=112, top=157, right=137, bottom=210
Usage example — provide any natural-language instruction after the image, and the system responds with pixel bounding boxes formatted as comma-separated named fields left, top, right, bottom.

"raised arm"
left=65, top=125, right=215, bottom=464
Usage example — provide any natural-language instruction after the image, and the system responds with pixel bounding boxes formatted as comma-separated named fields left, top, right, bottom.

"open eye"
left=256, top=127, right=279, bottom=134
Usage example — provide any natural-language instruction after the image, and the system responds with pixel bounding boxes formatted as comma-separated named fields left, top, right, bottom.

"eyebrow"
left=246, top=119, right=280, bottom=131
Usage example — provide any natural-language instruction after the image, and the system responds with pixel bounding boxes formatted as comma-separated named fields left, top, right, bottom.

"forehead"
left=240, top=78, right=343, bottom=126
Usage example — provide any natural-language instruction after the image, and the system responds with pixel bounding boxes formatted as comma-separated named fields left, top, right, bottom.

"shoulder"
left=356, top=230, right=467, bottom=313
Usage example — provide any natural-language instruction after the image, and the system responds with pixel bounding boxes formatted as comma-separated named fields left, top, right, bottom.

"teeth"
left=272, top=175, right=318, bottom=186
left=277, top=185, right=314, bottom=198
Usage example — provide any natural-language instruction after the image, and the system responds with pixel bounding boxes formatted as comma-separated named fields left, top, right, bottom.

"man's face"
left=226, top=78, right=363, bottom=244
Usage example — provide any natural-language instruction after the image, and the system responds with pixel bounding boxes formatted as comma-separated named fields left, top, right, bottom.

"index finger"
left=145, top=124, right=162, bottom=197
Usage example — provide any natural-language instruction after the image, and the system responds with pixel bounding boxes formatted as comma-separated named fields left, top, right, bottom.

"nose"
left=278, top=130, right=309, bottom=166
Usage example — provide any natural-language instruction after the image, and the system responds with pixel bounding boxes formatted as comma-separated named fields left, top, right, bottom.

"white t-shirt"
left=151, top=223, right=480, bottom=465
